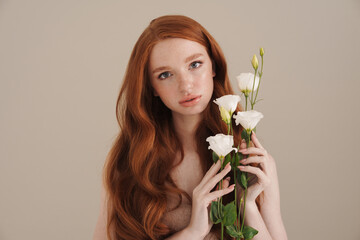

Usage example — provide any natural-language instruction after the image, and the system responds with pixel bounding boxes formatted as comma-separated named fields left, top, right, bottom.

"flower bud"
left=260, top=48, right=264, bottom=57
left=251, top=54, right=258, bottom=70
left=220, top=106, right=231, bottom=125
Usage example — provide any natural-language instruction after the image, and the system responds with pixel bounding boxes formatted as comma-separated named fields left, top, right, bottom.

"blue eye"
left=190, top=61, right=202, bottom=69
left=158, top=71, right=172, bottom=80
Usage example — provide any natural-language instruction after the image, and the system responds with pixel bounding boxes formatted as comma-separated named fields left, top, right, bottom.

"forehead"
left=148, top=38, right=209, bottom=68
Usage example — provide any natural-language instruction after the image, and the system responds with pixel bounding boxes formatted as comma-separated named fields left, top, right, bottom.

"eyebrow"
left=151, top=53, right=204, bottom=74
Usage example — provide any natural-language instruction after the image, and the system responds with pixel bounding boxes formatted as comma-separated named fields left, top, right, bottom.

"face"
left=148, top=38, right=215, bottom=118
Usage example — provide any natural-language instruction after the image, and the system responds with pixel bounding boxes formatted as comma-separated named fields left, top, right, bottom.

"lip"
left=179, top=95, right=202, bottom=107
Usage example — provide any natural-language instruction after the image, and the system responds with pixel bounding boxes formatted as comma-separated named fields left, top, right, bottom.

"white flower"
left=206, top=134, right=237, bottom=158
left=213, top=95, right=241, bottom=114
left=213, top=95, right=241, bottom=124
left=233, top=110, right=264, bottom=131
left=236, top=73, right=260, bottom=96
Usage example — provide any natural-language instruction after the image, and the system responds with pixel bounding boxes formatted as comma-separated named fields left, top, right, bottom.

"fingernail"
left=238, top=165, right=245, bottom=169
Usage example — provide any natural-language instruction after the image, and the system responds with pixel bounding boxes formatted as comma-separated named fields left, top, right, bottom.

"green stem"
left=220, top=157, right=224, bottom=208
left=234, top=168, right=237, bottom=205
left=240, top=140, right=251, bottom=234
left=237, top=193, right=244, bottom=240
left=234, top=166, right=237, bottom=223
left=241, top=188, right=248, bottom=232
left=220, top=178, right=223, bottom=206
left=250, top=69, right=258, bottom=110
left=254, top=56, right=263, bottom=106
left=218, top=157, right=223, bottom=217
left=221, top=222, right=224, bottom=240
left=245, top=95, right=248, bottom=111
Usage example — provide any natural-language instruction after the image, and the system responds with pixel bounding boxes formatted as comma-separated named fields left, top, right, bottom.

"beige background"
left=1, top=0, right=359, bottom=239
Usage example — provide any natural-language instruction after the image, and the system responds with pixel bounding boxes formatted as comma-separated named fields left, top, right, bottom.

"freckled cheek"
left=193, top=69, right=213, bottom=87
left=156, top=85, right=179, bottom=104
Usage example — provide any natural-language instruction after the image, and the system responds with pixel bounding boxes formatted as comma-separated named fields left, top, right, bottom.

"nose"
left=178, top=71, right=193, bottom=95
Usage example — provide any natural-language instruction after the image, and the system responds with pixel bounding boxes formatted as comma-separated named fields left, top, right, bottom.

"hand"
left=237, top=131, right=278, bottom=205
left=187, top=160, right=235, bottom=239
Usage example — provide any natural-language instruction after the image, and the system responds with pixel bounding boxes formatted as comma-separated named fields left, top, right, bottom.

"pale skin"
left=236, top=132, right=288, bottom=240
left=93, top=38, right=287, bottom=240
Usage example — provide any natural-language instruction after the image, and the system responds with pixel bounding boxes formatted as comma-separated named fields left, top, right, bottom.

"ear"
left=212, top=60, right=216, bottom=77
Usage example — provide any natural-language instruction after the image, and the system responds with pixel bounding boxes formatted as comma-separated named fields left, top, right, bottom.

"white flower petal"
left=233, top=110, right=264, bottom=130
left=236, top=73, right=260, bottom=93
left=206, top=134, right=236, bottom=157
left=213, top=95, right=241, bottom=113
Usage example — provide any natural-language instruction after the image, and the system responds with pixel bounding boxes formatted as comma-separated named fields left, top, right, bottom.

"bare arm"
left=259, top=199, right=287, bottom=240
left=258, top=162, right=288, bottom=240
left=237, top=131, right=288, bottom=240
left=93, top=185, right=108, bottom=240
left=243, top=202, right=273, bottom=240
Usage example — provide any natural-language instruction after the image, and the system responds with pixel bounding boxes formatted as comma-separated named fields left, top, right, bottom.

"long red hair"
left=104, top=15, right=245, bottom=240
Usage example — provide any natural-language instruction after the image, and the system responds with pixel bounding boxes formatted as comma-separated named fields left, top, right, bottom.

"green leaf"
left=241, top=172, right=248, bottom=189
left=223, top=154, right=232, bottom=168
left=236, top=168, right=242, bottom=186
left=212, top=151, right=219, bottom=164
left=210, top=201, right=225, bottom=224
left=222, top=201, right=237, bottom=226
left=236, top=168, right=248, bottom=189
left=232, top=152, right=240, bottom=168
left=225, top=225, right=244, bottom=238
left=230, top=154, right=235, bottom=168
left=210, top=201, right=222, bottom=224
left=243, top=226, right=258, bottom=240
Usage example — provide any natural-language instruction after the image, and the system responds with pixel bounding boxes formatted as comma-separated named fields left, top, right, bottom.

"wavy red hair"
left=103, top=15, right=249, bottom=240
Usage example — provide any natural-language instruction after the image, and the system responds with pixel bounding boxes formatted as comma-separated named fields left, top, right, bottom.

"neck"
left=172, top=112, right=202, bottom=152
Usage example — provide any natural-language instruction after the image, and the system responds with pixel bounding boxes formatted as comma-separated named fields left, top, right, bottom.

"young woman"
left=93, top=15, right=287, bottom=240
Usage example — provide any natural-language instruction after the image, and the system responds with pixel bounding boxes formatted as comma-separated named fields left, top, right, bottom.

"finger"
left=206, top=184, right=235, bottom=204
left=239, top=156, right=264, bottom=165
left=238, top=165, right=268, bottom=185
left=251, top=131, right=264, bottom=150
left=204, top=163, right=231, bottom=193
left=215, top=176, right=230, bottom=190
left=214, top=176, right=230, bottom=201
left=201, top=160, right=222, bottom=184
left=222, top=177, right=230, bottom=189
left=239, top=147, right=266, bottom=156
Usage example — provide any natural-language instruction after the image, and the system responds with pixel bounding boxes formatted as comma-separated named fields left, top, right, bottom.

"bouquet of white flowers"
left=207, top=48, right=265, bottom=240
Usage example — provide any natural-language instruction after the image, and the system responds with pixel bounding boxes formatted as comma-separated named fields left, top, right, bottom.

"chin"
left=183, top=103, right=209, bottom=116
